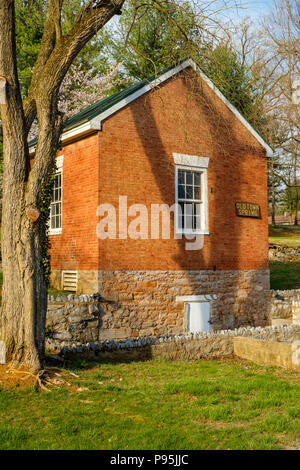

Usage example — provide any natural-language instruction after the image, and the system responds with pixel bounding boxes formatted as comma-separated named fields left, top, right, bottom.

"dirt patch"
left=0, top=364, right=74, bottom=390
left=0, top=365, right=37, bottom=389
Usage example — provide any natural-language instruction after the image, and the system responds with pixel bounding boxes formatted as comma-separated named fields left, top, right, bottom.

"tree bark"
left=271, top=157, right=276, bottom=226
left=0, top=0, right=43, bottom=371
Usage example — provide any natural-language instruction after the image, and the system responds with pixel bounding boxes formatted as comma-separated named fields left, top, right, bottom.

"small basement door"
left=187, top=301, right=210, bottom=333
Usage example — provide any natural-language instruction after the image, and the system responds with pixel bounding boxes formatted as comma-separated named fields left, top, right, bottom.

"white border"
left=49, top=155, right=64, bottom=235
left=174, top=155, right=209, bottom=235
left=29, top=59, right=273, bottom=156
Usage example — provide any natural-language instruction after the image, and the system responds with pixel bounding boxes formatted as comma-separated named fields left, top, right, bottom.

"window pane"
left=185, top=185, right=193, bottom=199
left=185, top=202, right=193, bottom=214
left=193, top=185, right=201, bottom=199
left=193, top=203, right=200, bottom=216
left=178, top=184, right=185, bottom=199
left=50, top=171, right=62, bottom=230
left=194, top=172, right=201, bottom=186
left=194, top=216, right=201, bottom=230
left=186, top=171, right=193, bottom=185
left=178, top=170, right=185, bottom=184
left=185, top=215, right=193, bottom=229
left=178, top=202, right=184, bottom=229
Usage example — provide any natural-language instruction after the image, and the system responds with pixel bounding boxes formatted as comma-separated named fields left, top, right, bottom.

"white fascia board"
left=29, top=120, right=101, bottom=155
left=61, top=118, right=101, bottom=141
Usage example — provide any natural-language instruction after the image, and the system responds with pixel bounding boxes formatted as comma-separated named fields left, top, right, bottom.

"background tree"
left=261, top=0, right=300, bottom=224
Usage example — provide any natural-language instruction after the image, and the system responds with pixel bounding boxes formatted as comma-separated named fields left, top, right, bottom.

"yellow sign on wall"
left=235, top=202, right=261, bottom=218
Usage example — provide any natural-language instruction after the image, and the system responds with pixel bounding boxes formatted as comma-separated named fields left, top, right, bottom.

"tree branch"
left=24, top=0, right=64, bottom=132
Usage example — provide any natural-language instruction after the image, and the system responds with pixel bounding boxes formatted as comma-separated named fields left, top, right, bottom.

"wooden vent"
left=62, top=270, right=78, bottom=292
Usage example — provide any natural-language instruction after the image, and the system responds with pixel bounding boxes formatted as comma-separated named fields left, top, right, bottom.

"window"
left=49, top=155, right=63, bottom=235
left=177, top=168, right=202, bottom=231
left=173, top=153, right=209, bottom=235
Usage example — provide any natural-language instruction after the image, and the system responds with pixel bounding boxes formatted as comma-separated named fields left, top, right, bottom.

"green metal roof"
left=64, top=74, right=161, bottom=132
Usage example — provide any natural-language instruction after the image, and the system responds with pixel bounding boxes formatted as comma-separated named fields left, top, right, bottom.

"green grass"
left=269, top=224, right=300, bottom=246
left=268, top=225, right=300, bottom=289
left=47, top=287, right=71, bottom=297
left=269, top=261, right=300, bottom=290
left=0, top=359, right=299, bottom=450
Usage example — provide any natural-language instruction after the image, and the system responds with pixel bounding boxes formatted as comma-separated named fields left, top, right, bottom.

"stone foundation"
left=48, top=269, right=270, bottom=344
left=51, top=270, right=100, bottom=293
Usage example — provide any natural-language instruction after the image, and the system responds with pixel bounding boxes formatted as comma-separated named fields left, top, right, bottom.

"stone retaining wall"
left=97, top=270, right=270, bottom=333
left=234, top=336, right=300, bottom=370
left=269, top=244, right=300, bottom=262
left=51, top=324, right=300, bottom=363
left=270, top=289, right=300, bottom=321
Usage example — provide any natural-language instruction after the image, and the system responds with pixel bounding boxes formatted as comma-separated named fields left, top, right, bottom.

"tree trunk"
left=0, top=112, right=53, bottom=369
left=271, top=158, right=276, bottom=226
left=0, top=0, right=49, bottom=371
left=294, top=195, right=299, bottom=225
left=293, top=154, right=298, bottom=226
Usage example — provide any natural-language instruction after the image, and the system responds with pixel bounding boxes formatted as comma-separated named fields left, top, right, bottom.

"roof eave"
left=29, top=118, right=101, bottom=155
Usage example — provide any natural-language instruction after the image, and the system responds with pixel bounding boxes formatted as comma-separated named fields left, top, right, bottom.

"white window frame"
left=49, top=155, right=63, bottom=235
left=173, top=153, right=209, bottom=235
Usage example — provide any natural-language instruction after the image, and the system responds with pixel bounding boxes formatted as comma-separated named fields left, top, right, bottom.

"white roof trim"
left=29, top=120, right=100, bottom=155
left=29, top=58, right=273, bottom=156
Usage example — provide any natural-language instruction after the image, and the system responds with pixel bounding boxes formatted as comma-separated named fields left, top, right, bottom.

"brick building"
left=30, top=59, right=273, bottom=338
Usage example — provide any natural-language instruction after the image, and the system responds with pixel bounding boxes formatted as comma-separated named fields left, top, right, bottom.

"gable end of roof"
left=29, top=58, right=273, bottom=156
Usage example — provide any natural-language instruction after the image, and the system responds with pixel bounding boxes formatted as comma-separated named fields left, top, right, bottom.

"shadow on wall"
left=128, top=67, right=270, bottom=330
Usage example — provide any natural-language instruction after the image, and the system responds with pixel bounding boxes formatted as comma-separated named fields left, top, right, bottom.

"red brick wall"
left=50, top=67, right=269, bottom=274
left=50, top=133, right=100, bottom=271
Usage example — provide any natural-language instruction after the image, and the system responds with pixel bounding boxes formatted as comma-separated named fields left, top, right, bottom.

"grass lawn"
left=269, top=224, right=300, bottom=246
left=0, top=358, right=299, bottom=450
left=268, top=225, right=300, bottom=290
left=269, top=261, right=300, bottom=290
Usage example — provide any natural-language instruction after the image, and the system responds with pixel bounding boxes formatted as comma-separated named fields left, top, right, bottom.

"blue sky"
left=213, top=0, right=274, bottom=22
